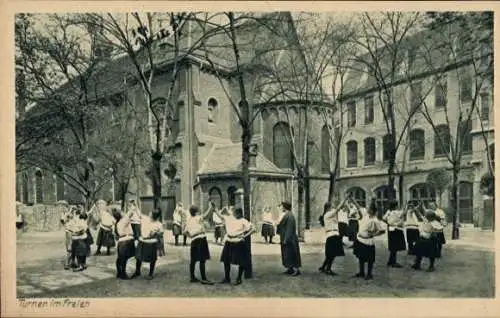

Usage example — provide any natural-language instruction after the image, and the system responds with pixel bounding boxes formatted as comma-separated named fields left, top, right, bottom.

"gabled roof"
left=198, top=142, right=290, bottom=176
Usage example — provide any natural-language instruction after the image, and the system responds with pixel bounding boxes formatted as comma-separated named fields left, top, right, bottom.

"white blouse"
left=262, top=212, right=274, bottom=224
left=225, top=217, right=254, bottom=242
left=185, top=215, right=206, bottom=240
left=100, top=211, right=116, bottom=230
left=337, top=209, right=348, bottom=224
left=323, top=209, right=339, bottom=238
left=383, top=209, right=405, bottom=231
left=356, top=216, right=385, bottom=246
left=140, top=219, right=164, bottom=243
left=212, top=212, right=223, bottom=225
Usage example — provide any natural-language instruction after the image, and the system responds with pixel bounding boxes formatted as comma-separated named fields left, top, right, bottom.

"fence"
left=19, top=204, right=64, bottom=232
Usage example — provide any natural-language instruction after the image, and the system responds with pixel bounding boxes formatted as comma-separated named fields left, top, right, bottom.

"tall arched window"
left=207, top=98, right=218, bottom=123
left=22, top=172, right=29, bottom=203
left=364, top=137, right=376, bottom=166
left=434, top=124, right=451, bottom=157
left=460, top=120, right=472, bottom=154
left=383, top=134, right=393, bottom=162
left=227, top=186, right=237, bottom=207
left=374, top=185, right=395, bottom=216
left=346, top=187, right=366, bottom=207
left=209, top=187, right=223, bottom=209
left=409, top=183, right=436, bottom=206
left=35, top=169, right=43, bottom=204
left=451, top=182, right=474, bottom=223
left=273, top=122, right=293, bottom=169
left=410, top=129, right=425, bottom=160
left=346, top=140, right=358, bottom=167
left=321, top=125, right=330, bottom=173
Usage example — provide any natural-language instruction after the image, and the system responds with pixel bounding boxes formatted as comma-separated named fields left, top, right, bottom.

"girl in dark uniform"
left=132, top=210, right=164, bottom=280
left=382, top=200, right=406, bottom=268
left=185, top=205, right=214, bottom=284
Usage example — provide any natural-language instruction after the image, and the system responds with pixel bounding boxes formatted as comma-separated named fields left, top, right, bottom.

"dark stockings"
left=183, top=235, right=187, bottom=246
left=357, top=260, right=374, bottom=278
left=320, top=257, right=335, bottom=272
left=190, top=261, right=208, bottom=281
left=134, top=260, right=156, bottom=277
left=237, top=266, right=245, bottom=283
left=223, top=262, right=231, bottom=282
left=413, top=256, right=435, bottom=270
left=175, top=235, right=179, bottom=245
left=388, top=250, right=397, bottom=265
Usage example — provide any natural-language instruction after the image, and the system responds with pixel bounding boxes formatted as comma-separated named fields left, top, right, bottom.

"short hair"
left=151, top=209, right=161, bottom=221
left=189, top=205, right=199, bottom=216
left=389, top=200, right=398, bottom=210
left=79, top=213, right=88, bottom=220
left=323, top=202, right=332, bottom=214
left=281, top=201, right=292, bottom=211
left=234, top=208, right=244, bottom=219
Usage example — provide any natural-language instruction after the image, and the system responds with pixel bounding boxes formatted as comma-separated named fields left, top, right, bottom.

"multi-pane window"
left=346, top=140, right=358, bottom=167
left=321, top=125, right=330, bottom=173
left=435, top=76, right=447, bottom=108
left=460, top=120, right=472, bottom=154
left=227, top=186, right=237, bottom=207
left=409, top=183, right=436, bottom=207
left=460, top=73, right=473, bottom=102
left=383, top=134, right=393, bottom=162
left=411, top=81, right=423, bottom=111
left=273, top=122, right=294, bottom=169
left=346, top=187, right=366, bottom=207
left=364, top=137, right=376, bottom=166
left=374, top=185, right=395, bottom=217
left=409, top=129, right=425, bottom=160
left=347, top=101, right=356, bottom=127
left=434, top=124, right=451, bottom=157
left=481, top=92, right=490, bottom=121
left=364, top=96, right=374, bottom=124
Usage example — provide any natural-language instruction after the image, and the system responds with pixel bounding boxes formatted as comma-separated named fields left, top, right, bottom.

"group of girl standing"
left=318, top=196, right=447, bottom=280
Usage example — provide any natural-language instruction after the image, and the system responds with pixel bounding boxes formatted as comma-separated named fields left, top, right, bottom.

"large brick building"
left=335, top=21, right=494, bottom=227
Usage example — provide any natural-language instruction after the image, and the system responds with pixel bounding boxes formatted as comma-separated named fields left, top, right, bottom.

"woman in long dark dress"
left=276, top=201, right=301, bottom=277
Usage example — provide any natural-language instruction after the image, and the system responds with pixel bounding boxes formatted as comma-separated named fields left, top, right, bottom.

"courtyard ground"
left=16, top=228, right=494, bottom=298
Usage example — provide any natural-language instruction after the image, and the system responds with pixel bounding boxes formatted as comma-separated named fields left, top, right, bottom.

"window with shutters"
left=364, top=137, right=376, bottom=166
left=364, top=96, right=374, bottom=124
left=346, top=140, right=358, bottom=167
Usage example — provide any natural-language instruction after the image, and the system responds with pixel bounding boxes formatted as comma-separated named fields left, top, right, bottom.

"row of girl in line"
left=318, top=196, right=447, bottom=280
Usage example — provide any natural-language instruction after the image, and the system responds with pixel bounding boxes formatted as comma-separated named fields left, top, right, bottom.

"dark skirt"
left=72, top=238, right=90, bottom=258
left=353, top=240, right=376, bottom=262
left=214, top=225, right=226, bottom=239
left=436, top=232, right=446, bottom=245
left=414, top=236, right=439, bottom=259
left=220, top=240, right=251, bottom=268
left=406, top=228, right=420, bottom=255
left=280, top=240, right=302, bottom=268
left=157, top=236, right=166, bottom=257
left=117, top=239, right=136, bottom=259
left=136, top=241, right=158, bottom=263
left=172, top=224, right=182, bottom=236
left=325, top=235, right=345, bottom=258
left=261, top=223, right=275, bottom=237
left=85, top=229, right=94, bottom=246
left=96, top=228, right=115, bottom=247
left=338, top=222, right=348, bottom=237
left=131, top=223, right=141, bottom=240
left=388, top=229, right=406, bottom=252
left=191, top=237, right=211, bottom=262
left=16, top=222, right=24, bottom=229
left=348, top=219, right=359, bottom=241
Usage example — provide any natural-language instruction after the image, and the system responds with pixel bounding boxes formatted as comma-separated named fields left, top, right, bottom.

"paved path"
left=16, top=228, right=493, bottom=297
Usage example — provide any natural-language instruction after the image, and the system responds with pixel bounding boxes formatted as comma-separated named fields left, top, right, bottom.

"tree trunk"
left=297, top=172, right=305, bottom=241
left=241, top=124, right=253, bottom=278
left=304, top=169, right=311, bottom=230
left=327, top=172, right=336, bottom=204
left=398, top=173, right=404, bottom=207
left=151, top=151, right=163, bottom=219
left=385, top=158, right=396, bottom=219
left=451, top=165, right=460, bottom=239
left=120, top=182, right=128, bottom=212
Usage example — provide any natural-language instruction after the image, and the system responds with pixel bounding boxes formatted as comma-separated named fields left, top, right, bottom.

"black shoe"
left=387, top=262, right=394, bottom=267
left=219, top=279, right=231, bottom=284
left=106, top=251, right=111, bottom=256
left=427, top=267, right=435, bottom=272
left=94, top=251, right=101, bottom=256
left=201, top=279, right=214, bottom=285
left=283, top=268, right=294, bottom=275
left=364, top=274, right=373, bottom=280
left=325, top=270, right=338, bottom=276
left=411, top=264, right=421, bottom=271
left=70, top=263, right=78, bottom=269
left=318, top=267, right=325, bottom=273
left=234, top=279, right=242, bottom=285
left=190, top=277, right=200, bottom=283
left=291, top=270, right=301, bottom=276
left=130, top=272, right=141, bottom=279
left=145, top=275, right=154, bottom=280
left=118, top=274, right=130, bottom=280
left=392, top=263, right=403, bottom=268
left=64, top=265, right=70, bottom=270
left=352, top=272, right=365, bottom=278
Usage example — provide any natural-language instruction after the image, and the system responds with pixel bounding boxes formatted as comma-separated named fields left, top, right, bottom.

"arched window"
left=35, top=169, right=43, bottom=204
left=374, top=185, right=395, bottom=216
left=209, top=187, right=222, bottom=209
left=346, top=140, right=358, bottom=167
left=346, top=187, right=366, bottom=207
left=207, top=98, right=218, bottom=123
left=273, top=122, right=293, bottom=169
left=364, top=137, right=376, bottom=166
left=451, top=182, right=474, bottom=223
left=409, top=183, right=436, bottom=207
left=227, top=186, right=237, bottom=207
left=460, top=120, right=472, bottom=154
left=56, top=175, right=65, bottom=201
left=410, top=129, right=425, bottom=160
left=22, top=172, right=29, bottom=203
left=434, top=124, right=451, bottom=157
left=383, top=134, right=393, bottom=162
left=321, top=125, right=330, bottom=173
